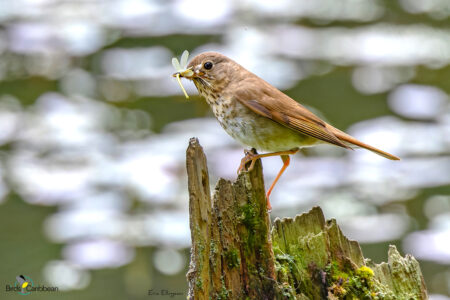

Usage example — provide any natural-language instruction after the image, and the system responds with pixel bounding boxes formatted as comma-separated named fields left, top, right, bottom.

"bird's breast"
left=204, top=94, right=318, bottom=152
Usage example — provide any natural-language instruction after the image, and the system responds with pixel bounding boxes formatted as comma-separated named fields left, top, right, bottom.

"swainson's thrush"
left=174, top=52, right=399, bottom=210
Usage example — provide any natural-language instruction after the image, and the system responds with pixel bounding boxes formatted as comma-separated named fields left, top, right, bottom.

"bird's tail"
left=327, top=125, right=400, bottom=160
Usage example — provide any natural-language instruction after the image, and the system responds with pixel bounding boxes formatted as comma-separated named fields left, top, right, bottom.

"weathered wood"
left=186, top=137, right=213, bottom=300
left=186, top=138, right=428, bottom=299
left=186, top=137, right=277, bottom=299
left=272, top=211, right=428, bottom=299
left=368, top=246, right=428, bottom=300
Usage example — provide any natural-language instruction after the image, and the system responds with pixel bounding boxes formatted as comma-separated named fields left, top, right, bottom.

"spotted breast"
left=194, top=79, right=317, bottom=152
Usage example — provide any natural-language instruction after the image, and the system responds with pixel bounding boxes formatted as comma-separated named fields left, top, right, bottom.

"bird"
left=173, top=52, right=400, bottom=210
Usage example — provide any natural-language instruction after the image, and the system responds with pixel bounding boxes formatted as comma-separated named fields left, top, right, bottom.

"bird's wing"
left=233, top=81, right=351, bottom=149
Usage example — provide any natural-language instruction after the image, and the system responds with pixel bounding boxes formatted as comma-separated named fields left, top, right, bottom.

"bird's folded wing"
left=234, top=86, right=351, bottom=149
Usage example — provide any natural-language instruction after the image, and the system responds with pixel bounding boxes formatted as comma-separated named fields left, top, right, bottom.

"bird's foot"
left=237, top=148, right=273, bottom=212
left=237, top=149, right=259, bottom=174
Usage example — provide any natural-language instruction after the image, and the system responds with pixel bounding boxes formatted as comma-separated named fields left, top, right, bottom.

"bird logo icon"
left=15, top=275, right=33, bottom=295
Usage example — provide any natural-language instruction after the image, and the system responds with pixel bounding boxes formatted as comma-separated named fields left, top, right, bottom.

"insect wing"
left=172, top=57, right=182, bottom=71
left=180, top=50, right=189, bottom=68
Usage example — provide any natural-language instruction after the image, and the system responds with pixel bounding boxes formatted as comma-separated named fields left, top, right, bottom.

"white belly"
left=211, top=98, right=316, bottom=152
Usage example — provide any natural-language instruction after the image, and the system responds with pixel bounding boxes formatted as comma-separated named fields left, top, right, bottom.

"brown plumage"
left=176, top=51, right=399, bottom=209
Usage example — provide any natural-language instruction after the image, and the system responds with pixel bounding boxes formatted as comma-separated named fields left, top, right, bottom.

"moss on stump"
left=186, top=138, right=427, bottom=300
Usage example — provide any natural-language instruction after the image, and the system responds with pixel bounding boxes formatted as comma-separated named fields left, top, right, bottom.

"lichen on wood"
left=186, top=138, right=428, bottom=300
left=272, top=210, right=427, bottom=299
left=186, top=137, right=277, bottom=299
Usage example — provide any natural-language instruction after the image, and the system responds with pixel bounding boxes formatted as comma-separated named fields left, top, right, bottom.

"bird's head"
left=174, top=52, right=237, bottom=89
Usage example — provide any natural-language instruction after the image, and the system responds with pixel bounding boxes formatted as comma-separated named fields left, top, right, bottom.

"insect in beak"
left=172, top=50, right=193, bottom=99
left=172, top=68, right=194, bottom=78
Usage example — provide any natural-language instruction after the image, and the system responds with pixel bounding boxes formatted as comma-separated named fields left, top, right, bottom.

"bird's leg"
left=237, top=149, right=299, bottom=174
left=265, top=155, right=291, bottom=211
left=237, top=148, right=299, bottom=211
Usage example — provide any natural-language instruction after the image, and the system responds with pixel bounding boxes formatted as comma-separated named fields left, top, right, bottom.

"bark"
left=186, top=138, right=428, bottom=300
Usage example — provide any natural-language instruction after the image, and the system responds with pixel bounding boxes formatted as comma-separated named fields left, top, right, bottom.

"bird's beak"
left=173, top=68, right=194, bottom=79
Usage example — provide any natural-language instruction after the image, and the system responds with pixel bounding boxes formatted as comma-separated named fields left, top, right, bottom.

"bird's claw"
left=237, top=150, right=258, bottom=175
left=236, top=148, right=273, bottom=212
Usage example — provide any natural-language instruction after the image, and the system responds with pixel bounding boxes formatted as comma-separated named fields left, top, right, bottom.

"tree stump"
left=186, top=138, right=428, bottom=300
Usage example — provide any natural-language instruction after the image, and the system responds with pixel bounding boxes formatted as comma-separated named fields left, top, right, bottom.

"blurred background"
left=0, top=0, right=449, bottom=299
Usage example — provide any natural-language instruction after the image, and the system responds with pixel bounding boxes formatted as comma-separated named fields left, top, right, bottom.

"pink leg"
left=237, top=149, right=298, bottom=174
left=265, top=155, right=291, bottom=211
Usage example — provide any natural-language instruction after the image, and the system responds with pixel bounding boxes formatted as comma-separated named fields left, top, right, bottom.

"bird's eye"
left=203, top=62, right=213, bottom=70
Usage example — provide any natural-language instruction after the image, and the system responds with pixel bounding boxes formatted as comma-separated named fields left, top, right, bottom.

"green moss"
left=217, top=218, right=223, bottom=231
left=277, top=281, right=297, bottom=299
left=210, top=240, right=217, bottom=254
left=195, top=278, right=203, bottom=290
left=216, top=276, right=230, bottom=300
left=273, top=243, right=312, bottom=298
left=273, top=245, right=397, bottom=300
left=325, top=261, right=350, bottom=282
left=240, top=203, right=259, bottom=231
left=273, top=242, right=308, bottom=278
left=209, top=241, right=217, bottom=268
left=239, top=203, right=261, bottom=250
left=356, top=266, right=375, bottom=286
left=274, top=252, right=296, bottom=273
left=325, top=262, right=395, bottom=299
left=196, top=241, right=205, bottom=269
left=224, top=248, right=240, bottom=269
